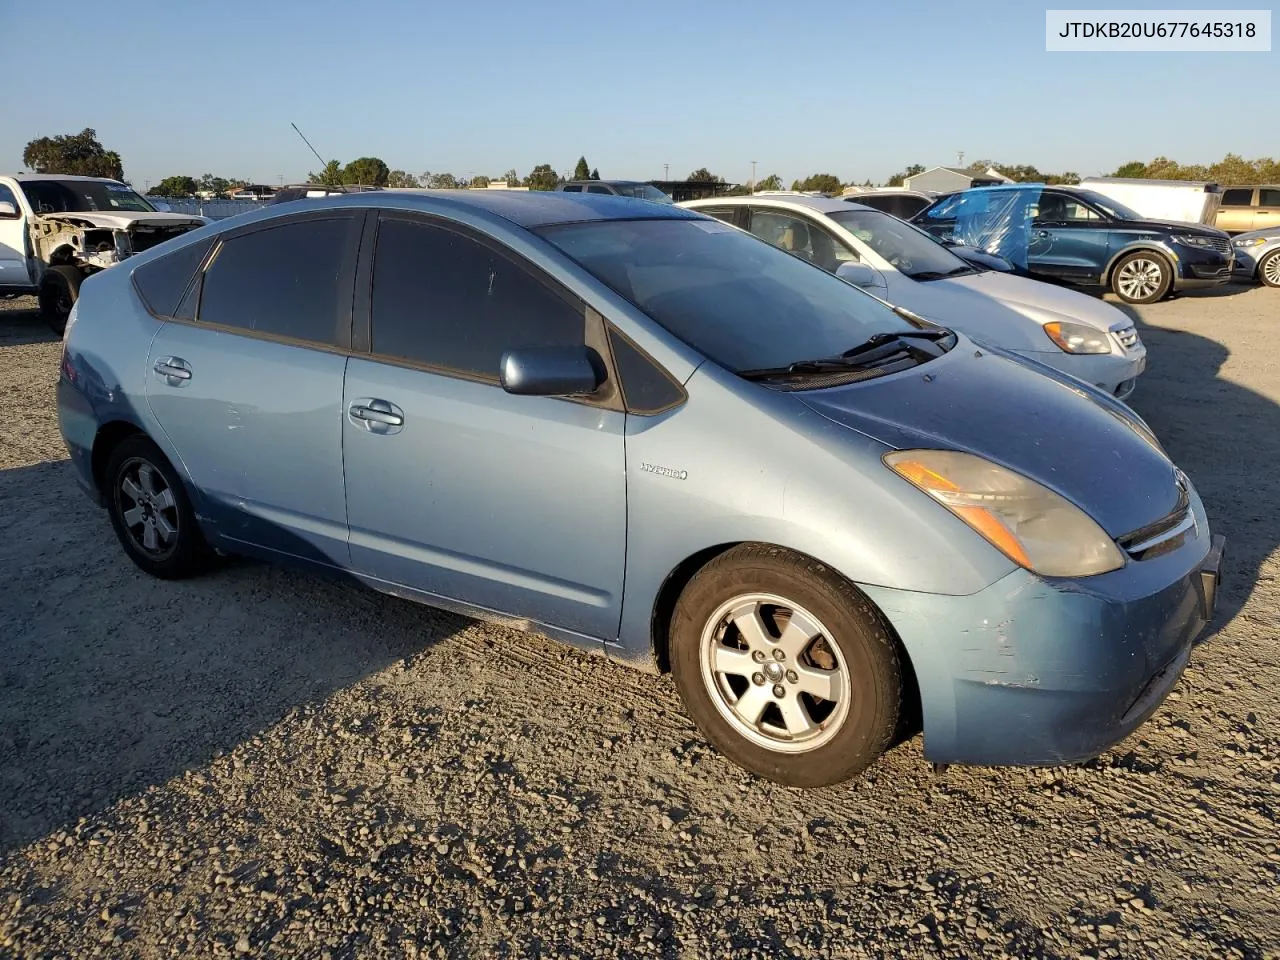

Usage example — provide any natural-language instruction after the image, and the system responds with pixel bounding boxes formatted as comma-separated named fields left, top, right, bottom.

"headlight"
left=1171, top=234, right=1217, bottom=248
left=1234, top=237, right=1266, bottom=248
left=1042, top=320, right=1113, bottom=355
left=885, top=449, right=1126, bottom=577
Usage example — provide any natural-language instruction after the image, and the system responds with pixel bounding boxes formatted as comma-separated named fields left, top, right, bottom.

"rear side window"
left=197, top=216, right=357, bottom=347
left=587, top=185, right=612, bottom=195
left=562, top=184, right=583, bottom=193
left=1220, top=188, right=1253, bottom=206
left=1259, top=188, right=1280, bottom=207
left=370, top=217, right=585, bottom=378
left=131, top=236, right=215, bottom=318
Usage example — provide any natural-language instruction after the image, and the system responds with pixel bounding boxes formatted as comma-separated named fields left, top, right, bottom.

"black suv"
left=912, top=185, right=1235, bottom=304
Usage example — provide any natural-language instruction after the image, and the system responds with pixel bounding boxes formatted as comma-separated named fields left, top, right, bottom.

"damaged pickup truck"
left=0, top=174, right=207, bottom=333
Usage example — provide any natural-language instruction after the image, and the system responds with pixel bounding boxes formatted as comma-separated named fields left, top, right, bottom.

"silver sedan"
left=1232, top=227, right=1280, bottom=287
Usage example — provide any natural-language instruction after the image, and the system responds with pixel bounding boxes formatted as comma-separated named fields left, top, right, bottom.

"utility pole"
left=664, top=163, right=669, bottom=180
left=957, top=150, right=965, bottom=167
left=751, top=160, right=757, bottom=193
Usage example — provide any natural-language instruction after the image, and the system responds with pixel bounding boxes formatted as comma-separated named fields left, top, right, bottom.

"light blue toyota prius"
left=57, top=191, right=1224, bottom=787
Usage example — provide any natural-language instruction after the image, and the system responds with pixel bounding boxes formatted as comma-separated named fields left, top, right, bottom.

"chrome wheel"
left=699, top=593, right=851, bottom=754
left=1261, top=251, right=1280, bottom=287
left=115, top=457, right=180, bottom=559
left=1115, top=257, right=1164, bottom=301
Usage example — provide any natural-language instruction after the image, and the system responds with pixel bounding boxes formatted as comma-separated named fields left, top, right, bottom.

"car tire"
left=38, top=265, right=83, bottom=335
left=1110, top=251, right=1173, bottom=304
left=1257, top=249, right=1280, bottom=288
left=104, top=435, right=212, bottom=579
left=669, top=544, right=902, bottom=787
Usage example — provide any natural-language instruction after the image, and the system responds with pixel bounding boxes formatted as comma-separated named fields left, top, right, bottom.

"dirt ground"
left=1, top=285, right=1278, bottom=960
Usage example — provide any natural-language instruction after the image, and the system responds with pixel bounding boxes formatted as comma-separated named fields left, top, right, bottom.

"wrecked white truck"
left=0, top=174, right=207, bottom=333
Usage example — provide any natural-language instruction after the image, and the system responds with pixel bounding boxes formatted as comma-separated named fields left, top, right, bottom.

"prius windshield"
left=537, top=217, right=918, bottom=373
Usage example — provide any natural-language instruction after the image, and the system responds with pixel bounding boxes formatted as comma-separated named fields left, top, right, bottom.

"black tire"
left=38, top=265, right=83, bottom=335
left=1109, top=250, right=1173, bottom=304
left=669, top=544, right=902, bottom=788
left=1257, top=249, right=1280, bottom=288
left=104, top=436, right=212, bottom=579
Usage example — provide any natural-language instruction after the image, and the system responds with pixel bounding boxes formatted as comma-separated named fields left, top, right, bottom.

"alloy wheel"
left=1262, top=251, right=1280, bottom=287
left=115, top=457, right=180, bottom=559
left=699, top=593, right=851, bottom=754
left=1115, top=257, right=1164, bottom=301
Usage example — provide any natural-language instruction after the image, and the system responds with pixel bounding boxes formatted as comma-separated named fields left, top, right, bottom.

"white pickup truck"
left=0, top=174, right=207, bottom=333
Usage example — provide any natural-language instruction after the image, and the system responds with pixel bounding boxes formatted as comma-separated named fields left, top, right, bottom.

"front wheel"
left=38, top=265, right=83, bottom=335
left=669, top=544, right=903, bottom=787
left=1110, top=251, right=1173, bottom=304
left=1257, top=249, right=1280, bottom=288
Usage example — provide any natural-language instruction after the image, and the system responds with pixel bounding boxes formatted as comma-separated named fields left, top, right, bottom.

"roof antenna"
left=291, top=122, right=328, bottom=169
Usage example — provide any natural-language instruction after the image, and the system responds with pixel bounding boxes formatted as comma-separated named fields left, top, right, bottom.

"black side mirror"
left=500, top=345, right=605, bottom=397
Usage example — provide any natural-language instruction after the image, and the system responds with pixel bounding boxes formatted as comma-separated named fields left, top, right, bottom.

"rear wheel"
left=38, top=265, right=83, bottom=335
left=105, top=436, right=212, bottom=579
left=1258, top=249, right=1280, bottom=288
left=669, top=544, right=902, bottom=787
left=1110, top=251, right=1173, bottom=304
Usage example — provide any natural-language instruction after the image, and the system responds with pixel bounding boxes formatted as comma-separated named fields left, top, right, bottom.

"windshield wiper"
left=738, top=329, right=953, bottom=381
left=908, top=265, right=975, bottom=281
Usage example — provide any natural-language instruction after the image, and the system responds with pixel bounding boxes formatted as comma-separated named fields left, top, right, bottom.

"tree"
left=342, top=157, right=390, bottom=187
left=886, top=163, right=925, bottom=187
left=1111, top=161, right=1147, bottom=178
left=501, top=168, right=519, bottom=187
left=687, top=168, right=723, bottom=183
left=23, top=128, right=124, bottom=179
left=199, top=174, right=232, bottom=198
left=309, top=160, right=344, bottom=186
left=150, top=175, right=199, bottom=198
left=754, top=173, right=783, bottom=192
left=524, top=163, right=561, bottom=191
left=469, top=174, right=490, bottom=189
left=386, top=169, right=418, bottom=188
left=589, top=168, right=600, bottom=180
left=573, top=156, right=591, bottom=180
left=791, top=173, right=843, bottom=195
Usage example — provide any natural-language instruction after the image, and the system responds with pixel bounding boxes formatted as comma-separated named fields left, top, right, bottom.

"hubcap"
left=116, top=458, right=179, bottom=559
left=1263, top=252, right=1280, bottom=287
left=1116, top=258, right=1162, bottom=300
left=699, top=593, right=851, bottom=754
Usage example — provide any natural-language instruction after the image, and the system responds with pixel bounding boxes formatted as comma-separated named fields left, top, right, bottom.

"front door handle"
left=153, top=356, right=191, bottom=384
left=348, top=399, right=404, bottom=427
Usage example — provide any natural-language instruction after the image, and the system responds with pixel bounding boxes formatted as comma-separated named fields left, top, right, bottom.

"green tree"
left=342, top=157, right=390, bottom=187
left=23, top=128, right=124, bottom=179
left=198, top=174, right=232, bottom=198
left=886, top=163, right=925, bottom=187
left=469, top=174, right=490, bottom=189
left=386, top=169, right=419, bottom=188
left=150, top=175, right=199, bottom=198
left=309, top=160, right=344, bottom=186
left=791, top=173, right=843, bottom=194
left=572, top=156, right=591, bottom=180
left=687, top=168, right=723, bottom=183
left=524, top=163, right=561, bottom=191
left=754, top=173, right=783, bottom=192
left=1111, top=161, right=1147, bottom=178
left=501, top=168, right=519, bottom=187
left=589, top=167, right=600, bottom=180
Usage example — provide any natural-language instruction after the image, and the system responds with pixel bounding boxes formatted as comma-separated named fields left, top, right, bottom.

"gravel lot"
left=1, top=286, right=1278, bottom=960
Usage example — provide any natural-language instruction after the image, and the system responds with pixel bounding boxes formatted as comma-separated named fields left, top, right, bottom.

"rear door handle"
left=348, top=399, right=404, bottom=427
left=153, top=356, right=191, bottom=383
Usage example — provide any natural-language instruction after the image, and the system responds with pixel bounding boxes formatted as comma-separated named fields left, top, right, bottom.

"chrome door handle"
left=153, top=357, right=191, bottom=382
left=349, top=401, right=403, bottom=426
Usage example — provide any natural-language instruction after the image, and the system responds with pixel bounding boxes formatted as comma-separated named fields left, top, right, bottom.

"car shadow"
left=1107, top=287, right=1278, bottom=635
left=0, top=458, right=472, bottom=854
left=0, top=297, right=57, bottom=347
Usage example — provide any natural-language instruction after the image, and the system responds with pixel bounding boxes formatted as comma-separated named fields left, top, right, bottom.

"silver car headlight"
left=1042, top=320, right=1113, bottom=355
left=1234, top=237, right=1266, bottom=248
left=885, top=449, right=1126, bottom=577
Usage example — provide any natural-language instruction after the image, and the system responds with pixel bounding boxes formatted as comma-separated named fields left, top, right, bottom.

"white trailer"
left=1079, top=177, right=1223, bottom=226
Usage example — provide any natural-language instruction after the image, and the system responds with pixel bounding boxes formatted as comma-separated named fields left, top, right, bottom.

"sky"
left=3, top=0, right=1274, bottom=189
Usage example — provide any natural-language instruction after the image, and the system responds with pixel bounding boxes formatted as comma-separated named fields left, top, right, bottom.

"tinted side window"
left=562, top=184, right=583, bottom=192
left=695, top=206, right=738, bottom=225
left=587, top=184, right=612, bottom=195
left=371, top=217, right=585, bottom=377
left=1221, top=188, right=1253, bottom=206
left=198, top=217, right=356, bottom=346
left=1259, top=188, right=1280, bottom=207
left=132, top=236, right=215, bottom=318
left=608, top=327, right=684, bottom=415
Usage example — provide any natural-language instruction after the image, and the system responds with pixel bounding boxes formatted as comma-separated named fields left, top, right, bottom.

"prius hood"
left=38, top=211, right=206, bottom=230
left=798, top=341, right=1179, bottom=538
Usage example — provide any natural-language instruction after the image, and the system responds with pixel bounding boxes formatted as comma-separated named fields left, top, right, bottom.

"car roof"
left=10, top=173, right=128, bottom=183
left=265, top=189, right=703, bottom=229
left=561, top=179, right=648, bottom=187
left=683, top=194, right=867, bottom=216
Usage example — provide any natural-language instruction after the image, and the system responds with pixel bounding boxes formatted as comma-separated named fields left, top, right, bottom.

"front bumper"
left=861, top=501, right=1223, bottom=767
left=1014, top=347, right=1146, bottom=400
left=1172, top=247, right=1233, bottom=289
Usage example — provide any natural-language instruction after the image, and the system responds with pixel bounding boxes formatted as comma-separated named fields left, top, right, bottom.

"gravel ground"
left=1, top=286, right=1278, bottom=960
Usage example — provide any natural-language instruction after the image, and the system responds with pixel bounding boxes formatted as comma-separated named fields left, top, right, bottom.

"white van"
left=1078, top=177, right=1222, bottom=226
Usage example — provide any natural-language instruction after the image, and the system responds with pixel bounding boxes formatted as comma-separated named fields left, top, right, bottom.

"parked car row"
left=57, top=189, right=1224, bottom=789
